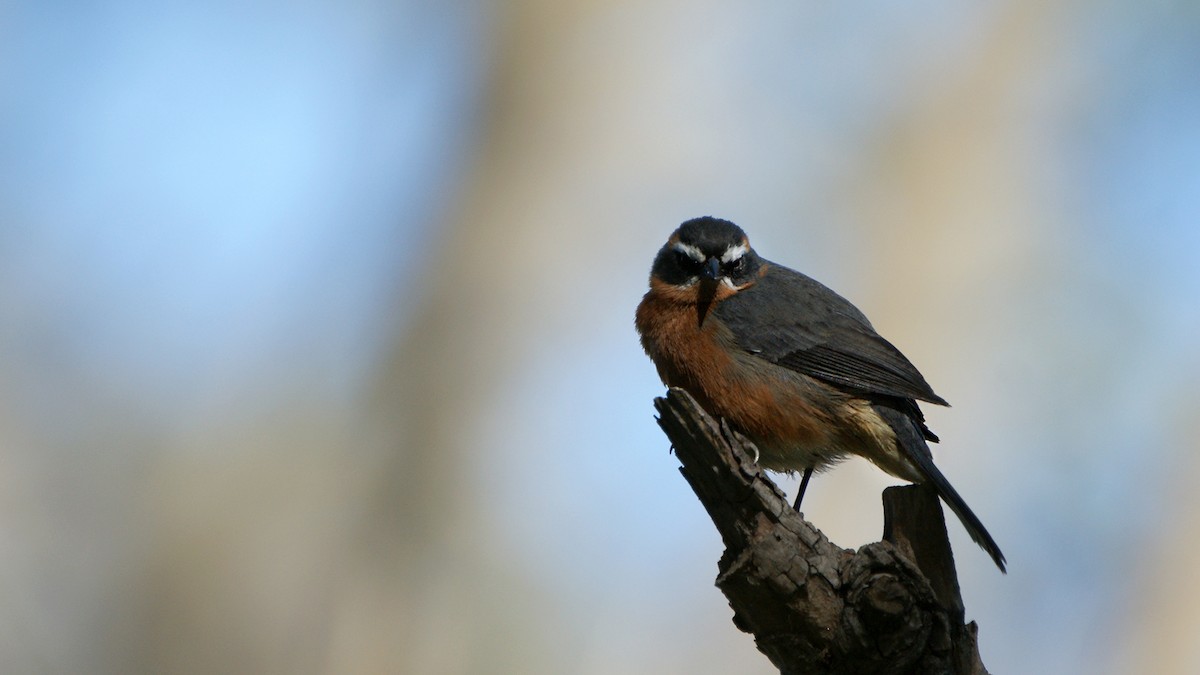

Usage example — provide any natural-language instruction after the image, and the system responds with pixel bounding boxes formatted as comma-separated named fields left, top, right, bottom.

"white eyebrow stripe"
left=721, top=243, right=748, bottom=263
left=672, top=241, right=705, bottom=262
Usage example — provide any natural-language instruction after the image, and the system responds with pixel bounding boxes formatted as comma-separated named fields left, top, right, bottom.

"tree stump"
left=654, top=388, right=989, bottom=675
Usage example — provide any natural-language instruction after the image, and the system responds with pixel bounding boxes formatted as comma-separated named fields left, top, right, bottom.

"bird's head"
left=649, top=217, right=762, bottom=300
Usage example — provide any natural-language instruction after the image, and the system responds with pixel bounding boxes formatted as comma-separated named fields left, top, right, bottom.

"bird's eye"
left=723, top=256, right=746, bottom=276
left=675, top=249, right=702, bottom=272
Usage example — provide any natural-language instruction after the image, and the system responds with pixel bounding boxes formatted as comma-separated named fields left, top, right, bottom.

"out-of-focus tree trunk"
left=328, top=2, right=639, bottom=672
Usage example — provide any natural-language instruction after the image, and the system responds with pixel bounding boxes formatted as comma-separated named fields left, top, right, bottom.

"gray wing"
left=713, top=262, right=949, bottom=406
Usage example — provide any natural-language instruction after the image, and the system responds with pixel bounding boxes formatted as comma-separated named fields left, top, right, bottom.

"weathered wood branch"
left=654, top=388, right=989, bottom=675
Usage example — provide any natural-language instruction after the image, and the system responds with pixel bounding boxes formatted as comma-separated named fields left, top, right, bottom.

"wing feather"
left=714, top=262, right=948, bottom=406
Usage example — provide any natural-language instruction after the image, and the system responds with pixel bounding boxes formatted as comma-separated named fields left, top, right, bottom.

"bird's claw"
left=719, top=418, right=760, bottom=464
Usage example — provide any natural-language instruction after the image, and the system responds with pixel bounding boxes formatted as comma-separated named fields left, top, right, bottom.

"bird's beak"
left=702, top=257, right=721, bottom=282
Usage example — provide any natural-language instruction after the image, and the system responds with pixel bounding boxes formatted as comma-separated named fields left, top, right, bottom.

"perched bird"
left=636, top=216, right=1005, bottom=572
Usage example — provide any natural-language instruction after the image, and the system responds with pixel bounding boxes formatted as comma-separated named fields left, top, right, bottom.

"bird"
left=636, top=216, right=1006, bottom=572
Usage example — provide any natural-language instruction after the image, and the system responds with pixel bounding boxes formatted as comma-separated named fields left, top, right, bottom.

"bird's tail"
left=873, top=403, right=1007, bottom=573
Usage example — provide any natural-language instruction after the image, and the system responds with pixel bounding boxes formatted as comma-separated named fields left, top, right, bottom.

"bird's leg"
left=719, top=418, right=759, bottom=464
left=792, top=467, right=814, bottom=512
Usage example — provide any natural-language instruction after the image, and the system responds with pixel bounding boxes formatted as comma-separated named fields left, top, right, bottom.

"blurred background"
left=2, top=0, right=1198, bottom=673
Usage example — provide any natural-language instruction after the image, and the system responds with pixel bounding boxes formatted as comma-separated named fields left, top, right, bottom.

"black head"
left=651, top=216, right=761, bottom=289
